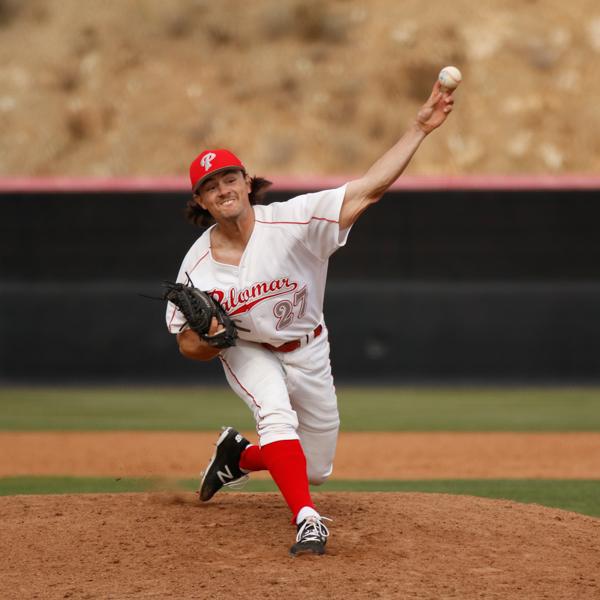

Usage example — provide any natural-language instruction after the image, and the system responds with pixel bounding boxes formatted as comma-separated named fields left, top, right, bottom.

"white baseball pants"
left=219, top=325, right=339, bottom=485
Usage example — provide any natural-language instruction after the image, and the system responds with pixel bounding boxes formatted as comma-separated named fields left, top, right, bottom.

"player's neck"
left=213, top=208, right=255, bottom=247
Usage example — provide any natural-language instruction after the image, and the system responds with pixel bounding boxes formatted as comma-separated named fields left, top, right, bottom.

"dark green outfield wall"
left=2, top=188, right=600, bottom=383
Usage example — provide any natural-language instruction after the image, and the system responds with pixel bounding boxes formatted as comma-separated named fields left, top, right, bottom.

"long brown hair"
left=184, top=174, right=272, bottom=228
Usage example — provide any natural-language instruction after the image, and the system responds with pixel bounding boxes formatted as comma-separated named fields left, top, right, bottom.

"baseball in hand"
left=438, top=66, right=462, bottom=91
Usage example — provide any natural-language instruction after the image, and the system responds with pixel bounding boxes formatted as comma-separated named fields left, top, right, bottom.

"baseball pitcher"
left=166, top=77, right=455, bottom=556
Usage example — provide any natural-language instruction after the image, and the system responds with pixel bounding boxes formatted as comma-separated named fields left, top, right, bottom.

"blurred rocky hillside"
left=1, top=0, right=599, bottom=177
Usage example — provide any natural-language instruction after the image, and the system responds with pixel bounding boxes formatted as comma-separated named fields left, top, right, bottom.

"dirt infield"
left=2, top=431, right=599, bottom=598
left=2, top=431, right=600, bottom=478
left=2, top=492, right=599, bottom=600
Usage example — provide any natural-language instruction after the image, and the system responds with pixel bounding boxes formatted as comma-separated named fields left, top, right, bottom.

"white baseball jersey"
left=166, top=185, right=350, bottom=346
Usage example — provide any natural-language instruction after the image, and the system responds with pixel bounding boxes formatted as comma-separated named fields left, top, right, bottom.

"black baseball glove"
left=164, top=279, right=237, bottom=349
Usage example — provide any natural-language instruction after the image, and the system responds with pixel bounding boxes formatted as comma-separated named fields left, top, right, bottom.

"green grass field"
left=1, top=386, right=599, bottom=431
left=2, top=477, right=598, bottom=518
left=1, top=386, right=599, bottom=518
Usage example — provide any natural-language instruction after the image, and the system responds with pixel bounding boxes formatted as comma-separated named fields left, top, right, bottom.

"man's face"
left=194, top=169, right=251, bottom=222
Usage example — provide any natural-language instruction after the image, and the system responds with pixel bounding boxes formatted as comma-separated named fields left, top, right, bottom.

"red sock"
left=260, top=439, right=315, bottom=520
left=239, top=444, right=267, bottom=472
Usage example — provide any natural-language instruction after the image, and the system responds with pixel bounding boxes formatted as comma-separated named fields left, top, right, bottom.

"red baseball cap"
left=189, top=149, right=245, bottom=193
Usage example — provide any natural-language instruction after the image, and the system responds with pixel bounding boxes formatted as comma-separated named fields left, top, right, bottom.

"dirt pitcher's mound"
left=1, top=493, right=599, bottom=600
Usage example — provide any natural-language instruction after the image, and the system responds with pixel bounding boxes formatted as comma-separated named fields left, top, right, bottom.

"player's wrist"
left=412, top=119, right=430, bottom=137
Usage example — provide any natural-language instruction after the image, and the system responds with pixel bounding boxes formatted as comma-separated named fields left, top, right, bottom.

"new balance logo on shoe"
left=199, top=427, right=251, bottom=502
left=216, top=465, right=235, bottom=484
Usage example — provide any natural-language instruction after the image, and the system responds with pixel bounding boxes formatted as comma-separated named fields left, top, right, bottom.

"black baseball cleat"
left=289, top=516, right=332, bottom=557
left=198, top=427, right=250, bottom=502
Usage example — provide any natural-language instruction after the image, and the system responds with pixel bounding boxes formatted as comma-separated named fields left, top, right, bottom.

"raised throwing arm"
left=339, top=79, right=455, bottom=230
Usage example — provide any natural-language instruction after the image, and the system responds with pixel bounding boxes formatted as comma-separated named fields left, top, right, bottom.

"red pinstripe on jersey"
left=220, top=355, right=262, bottom=414
left=167, top=303, right=179, bottom=331
left=188, top=249, right=210, bottom=275
left=255, top=216, right=338, bottom=225
left=167, top=249, right=209, bottom=330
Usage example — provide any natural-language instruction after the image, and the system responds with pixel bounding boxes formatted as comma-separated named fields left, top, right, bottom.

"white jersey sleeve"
left=165, top=231, right=211, bottom=334
left=266, top=184, right=350, bottom=261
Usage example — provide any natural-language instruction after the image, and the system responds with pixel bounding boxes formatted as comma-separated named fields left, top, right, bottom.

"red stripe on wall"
left=1, top=174, right=600, bottom=193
